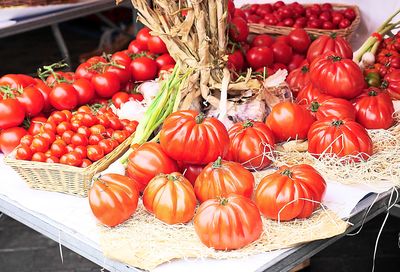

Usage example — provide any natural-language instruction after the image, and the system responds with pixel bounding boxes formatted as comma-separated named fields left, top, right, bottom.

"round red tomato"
left=27, top=116, right=46, bottom=135
left=266, top=101, right=315, bottom=142
left=286, top=64, right=311, bottom=96
left=91, top=72, right=120, bottom=98
left=130, top=57, right=158, bottom=82
left=194, top=157, right=254, bottom=203
left=246, top=47, right=274, bottom=70
left=34, top=79, right=52, bottom=112
left=229, top=17, right=249, bottom=42
left=194, top=194, right=263, bottom=250
left=50, top=83, right=79, bottom=110
left=72, top=78, right=95, bottom=105
left=87, top=145, right=104, bottom=161
left=308, top=97, right=356, bottom=121
left=288, top=28, right=311, bottom=53
left=381, top=70, right=400, bottom=99
left=143, top=172, right=196, bottom=224
left=135, top=27, right=151, bottom=50
left=227, top=50, right=245, bottom=72
left=227, top=120, right=275, bottom=170
left=178, top=162, right=204, bottom=186
left=296, top=83, right=332, bottom=105
left=126, top=142, right=178, bottom=191
left=15, top=144, right=33, bottom=160
left=128, top=40, right=146, bottom=54
left=308, top=117, right=373, bottom=161
left=271, top=42, right=293, bottom=65
left=0, top=74, right=35, bottom=89
left=89, top=174, right=139, bottom=227
left=75, top=62, right=98, bottom=81
left=0, top=98, right=25, bottom=129
left=307, top=34, right=353, bottom=63
left=310, top=53, right=364, bottom=99
left=111, top=92, right=129, bottom=108
left=255, top=164, right=326, bottom=221
left=15, top=86, right=44, bottom=117
left=159, top=110, right=230, bottom=165
left=147, top=36, right=168, bottom=54
left=353, top=87, right=394, bottom=129
left=251, top=34, right=274, bottom=48
left=0, top=127, right=27, bottom=155
left=155, top=54, right=175, bottom=69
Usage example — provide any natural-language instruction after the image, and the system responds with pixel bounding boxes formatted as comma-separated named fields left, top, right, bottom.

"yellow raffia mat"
left=99, top=170, right=348, bottom=271
left=268, top=120, right=400, bottom=186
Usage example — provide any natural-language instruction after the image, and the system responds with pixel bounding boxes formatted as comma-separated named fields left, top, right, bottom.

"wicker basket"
left=4, top=133, right=135, bottom=197
left=244, top=3, right=360, bottom=40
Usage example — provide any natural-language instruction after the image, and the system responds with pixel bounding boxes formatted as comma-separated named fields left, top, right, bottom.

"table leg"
left=51, top=24, right=71, bottom=68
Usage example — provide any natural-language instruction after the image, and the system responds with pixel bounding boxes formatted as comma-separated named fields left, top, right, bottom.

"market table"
left=0, top=156, right=397, bottom=272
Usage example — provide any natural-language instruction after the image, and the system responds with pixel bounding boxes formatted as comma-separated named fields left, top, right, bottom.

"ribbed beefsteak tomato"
left=286, top=64, right=311, bottom=96
left=353, top=87, right=394, bottom=129
left=310, top=53, right=364, bottom=99
left=194, top=194, right=263, bottom=250
left=266, top=101, right=315, bottom=142
left=88, top=174, right=139, bottom=227
left=308, top=97, right=356, bottom=120
left=126, top=142, right=178, bottom=191
left=143, top=172, right=196, bottom=224
left=307, top=33, right=353, bottom=63
left=382, top=70, right=400, bottom=99
left=227, top=120, right=275, bottom=170
left=159, top=110, right=230, bottom=165
left=255, top=164, right=326, bottom=221
left=296, top=83, right=332, bottom=105
left=194, top=157, right=254, bottom=203
left=308, top=117, right=373, bottom=161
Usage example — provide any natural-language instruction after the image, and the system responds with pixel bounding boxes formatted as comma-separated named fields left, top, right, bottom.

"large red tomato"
left=0, top=98, right=25, bottom=129
left=246, top=47, right=274, bottom=70
left=296, top=83, right=332, bottom=105
left=266, top=101, right=315, bottom=142
left=130, top=56, right=158, bottom=82
left=227, top=120, right=275, bottom=170
left=91, top=72, right=121, bottom=98
left=159, top=110, right=230, bottom=165
left=381, top=70, right=400, bottom=99
left=286, top=64, right=311, bottom=96
left=143, top=172, right=196, bottom=224
left=308, top=117, right=373, bottom=161
left=178, top=162, right=204, bottom=186
left=34, top=79, right=52, bottom=112
left=306, top=33, right=353, bottom=63
left=255, top=164, right=326, bottom=221
left=310, top=53, right=364, bottom=99
left=49, top=83, right=79, bottom=110
left=194, top=157, right=254, bottom=203
left=72, top=78, right=95, bottom=105
left=194, top=194, right=263, bottom=250
left=15, top=86, right=44, bottom=117
left=288, top=28, right=311, bottom=53
left=308, top=97, right=356, bottom=120
left=126, top=142, right=178, bottom=191
left=88, top=174, right=139, bottom=227
left=135, top=27, right=151, bottom=50
left=0, top=127, right=27, bottom=155
left=353, top=87, right=394, bottom=129
left=147, top=36, right=168, bottom=54
left=229, top=17, right=249, bottom=42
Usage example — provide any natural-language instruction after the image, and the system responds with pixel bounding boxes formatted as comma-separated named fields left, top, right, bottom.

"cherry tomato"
left=76, top=126, right=91, bottom=138
left=59, top=151, right=82, bottom=166
left=40, top=130, right=56, bottom=144
left=50, top=140, right=67, bottom=158
left=81, top=159, right=93, bottom=168
left=71, top=133, right=88, bottom=147
left=74, top=145, right=87, bottom=159
left=147, top=36, right=168, bottom=54
left=20, top=134, right=34, bottom=146
left=16, top=144, right=33, bottom=160
left=46, top=156, right=59, bottom=163
left=112, top=92, right=129, bottom=108
left=28, top=116, right=47, bottom=135
left=87, top=145, right=105, bottom=161
left=288, top=28, right=311, bottom=54
left=99, top=139, right=114, bottom=154
left=128, top=40, right=146, bottom=54
left=34, top=79, right=52, bottom=112
left=30, top=136, right=49, bottom=153
left=111, top=51, right=131, bottom=67
left=271, top=42, right=293, bottom=65
left=338, top=18, right=351, bottom=29
left=89, top=134, right=104, bottom=145
left=112, top=130, right=129, bottom=144
left=32, top=152, right=46, bottom=162
left=62, top=130, right=75, bottom=144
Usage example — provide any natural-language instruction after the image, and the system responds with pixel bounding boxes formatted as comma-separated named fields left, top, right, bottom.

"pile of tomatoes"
left=13, top=105, right=137, bottom=166
left=237, top=1, right=357, bottom=30
left=89, top=110, right=327, bottom=251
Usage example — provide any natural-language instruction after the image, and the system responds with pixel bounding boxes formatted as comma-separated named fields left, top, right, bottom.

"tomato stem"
left=368, top=90, right=378, bottom=96
left=281, top=169, right=292, bottom=178
left=381, top=80, right=388, bottom=89
left=301, top=65, right=309, bottom=74
left=195, top=112, right=206, bottom=124
left=166, top=174, right=179, bottom=181
left=218, top=197, right=229, bottom=206
left=243, top=120, right=254, bottom=128
left=212, top=156, right=223, bottom=168
left=331, top=120, right=344, bottom=127
left=310, top=101, right=320, bottom=112
left=330, top=32, right=337, bottom=39
left=329, top=55, right=342, bottom=62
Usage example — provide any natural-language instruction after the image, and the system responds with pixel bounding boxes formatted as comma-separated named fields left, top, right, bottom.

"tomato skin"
left=251, top=34, right=274, bottom=48
left=126, top=142, right=179, bottom=191
left=72, top=78, right=95, bottom=105
left=50, top=141, right=67, bottom=158
left=89, top=174, right=139, bottom=227
left=382, top=70, right=400, bottom=99
left=194, top=194, right=263, bottom=250
left=194, top=158, right=254, bottom=203
left=246, top=47, right=274, bottom=70
left=288, top=28, right=311, bottom=53
left=98, top=139, right=114, bottom=154
left=310, top=53, right=364, bottom=99
left=255, top=164, right=326, bottom=221
left=30, top=136, right=50, bottom=153
left=91, top=72, right=121, bottom=98
left=111, top=92, right=129, bottom=108
left=28, top=116, right=47, bottom=135
left=296, top=83, right=332, bottom=105
left=71, top=133, right=88, bottom=147
left=0, top=74, right=34, bottom=89
left=135, top=27, right=151, bottom=50
left=130, top=57, right=158, bottom=82
left=155, top=54, right=175, bottom=69
left=111, top=51, right=132, bottom=68
left=59, top=151, right=82, bottom=166
left=0, top=127, right=27, bottom=155
left=50, top=83, right=79, bottom=110
left=147, top=36, right=168, bottom=54
left=308, top=97, right=356, bottom=121
left=286, top=64, right=310, bottom=96
left=271, top=42, right=293, bottom=65
left=32, top=152, right=46, bottom=162
left=178, top=163, right=204, bottom=186
left=34, top=79, right=52, bottom=112
left=229, top=17, right=249, bottom=42
left=75, top=62, right=98, bottom=81
left=143, top=172, right=196, bottom=224
left=353, top=87, right=394, bottom=129
left=266, top=101, right=315, bottom=142
left=308, top=117, right=373, bottom=161
left=159, top=110, right=230, bottom=165
left=105, top=64, right=131, bottom=85
left=81, top=159, right=92, bottom=168
left=128, top=40, right=146, bottom=54
left=0, top=98, right=25, bottom=129
left=20, top=135, right=33, bottom=146
left=307, top=34, right=353, bottom=63
left=16, top=144, right=33, bottom=160
left=227, top=120, right=275, bottom=170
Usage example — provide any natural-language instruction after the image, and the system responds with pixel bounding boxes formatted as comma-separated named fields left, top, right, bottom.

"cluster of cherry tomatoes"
left=14, top=105, right=137, bottom=167
left=236, top=1, right=357, bottom=30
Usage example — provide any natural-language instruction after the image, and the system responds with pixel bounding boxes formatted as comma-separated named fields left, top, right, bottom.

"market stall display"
left=1, top=0, right=400, bottom=271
